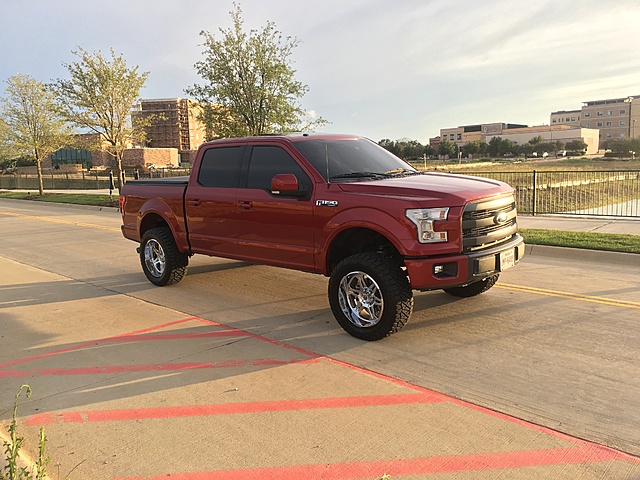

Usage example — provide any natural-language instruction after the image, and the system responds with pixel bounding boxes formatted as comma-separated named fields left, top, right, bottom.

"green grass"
left=0, top=191, right=118, bottom=207
left=520, top=228, right=640, bottom=254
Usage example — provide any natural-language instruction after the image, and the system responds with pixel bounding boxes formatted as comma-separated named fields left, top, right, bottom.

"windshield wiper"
left=383, top=168, right=422, bottom=176
left=330, top=171, right=391, bottom=180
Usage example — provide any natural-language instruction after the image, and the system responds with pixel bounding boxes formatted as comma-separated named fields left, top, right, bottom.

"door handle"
left=238, top=201, right=253, bottom=210
left=188, top=199, right=201, bottom=207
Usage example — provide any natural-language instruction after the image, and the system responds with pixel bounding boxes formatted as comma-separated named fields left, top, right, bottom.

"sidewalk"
left=518, top=215, right=640, bottom=236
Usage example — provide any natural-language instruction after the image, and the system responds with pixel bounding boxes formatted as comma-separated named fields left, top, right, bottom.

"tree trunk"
left=36, top=158, right=44, bottom=196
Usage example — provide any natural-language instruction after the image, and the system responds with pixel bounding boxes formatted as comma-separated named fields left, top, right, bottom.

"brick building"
left=132, top=98, right=207, bottom=164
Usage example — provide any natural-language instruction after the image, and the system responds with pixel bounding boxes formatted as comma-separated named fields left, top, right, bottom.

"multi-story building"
left=551, top=95, right=640, bottom=144
left=484, top=125, right=600, bottom=154
left=581, top=96, right=640, bottom=143
left=133, top=98, right=208, bottom=164
left=550, top=109, right=581, bottom=127
left=436, top=122, right=599, bottom=154
left=440, top=123, right=527, bottom=147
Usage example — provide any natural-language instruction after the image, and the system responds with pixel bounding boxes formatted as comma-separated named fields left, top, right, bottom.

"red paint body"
left=120, top=134, right=524, bottom=290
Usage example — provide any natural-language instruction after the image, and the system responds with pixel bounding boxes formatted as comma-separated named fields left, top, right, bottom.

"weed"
left=2, top=385, right=50, bottom=480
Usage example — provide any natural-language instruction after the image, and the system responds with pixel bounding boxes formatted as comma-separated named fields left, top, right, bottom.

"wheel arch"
left=325, top=226, right=403, bottom=276
left=137, top=199, right=190, bottom=253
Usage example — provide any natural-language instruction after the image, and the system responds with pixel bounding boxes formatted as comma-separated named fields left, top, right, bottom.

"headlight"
left=406, top=207, right=449, bottom=243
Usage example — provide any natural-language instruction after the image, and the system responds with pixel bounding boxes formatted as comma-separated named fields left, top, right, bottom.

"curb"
left=0, top=197, right=120, bottom=214
left=525, top=243, right=640, bottom=266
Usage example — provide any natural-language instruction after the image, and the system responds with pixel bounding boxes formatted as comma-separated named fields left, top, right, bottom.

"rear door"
left=235, top=144, right=316, bottom=271
left=185, top=145, right=244, bottom=257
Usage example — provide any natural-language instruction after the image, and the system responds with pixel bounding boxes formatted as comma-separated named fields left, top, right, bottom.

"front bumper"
left=404, top=234, right=525, bottom=291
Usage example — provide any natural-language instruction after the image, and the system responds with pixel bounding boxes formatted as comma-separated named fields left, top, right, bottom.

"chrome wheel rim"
left=144, top=239, right=166, bottom=278
left=338, top=271, right=384, bottom=328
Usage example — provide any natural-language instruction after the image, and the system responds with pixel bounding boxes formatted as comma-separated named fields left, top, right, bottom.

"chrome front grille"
left=462, top=194, right=518, bottom=252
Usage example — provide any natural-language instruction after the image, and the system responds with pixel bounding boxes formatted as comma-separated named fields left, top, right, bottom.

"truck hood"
left=335, top=172, right=512, bottom=206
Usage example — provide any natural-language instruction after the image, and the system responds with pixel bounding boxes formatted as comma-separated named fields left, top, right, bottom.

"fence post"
left=532, top=170, right=537, bottom=216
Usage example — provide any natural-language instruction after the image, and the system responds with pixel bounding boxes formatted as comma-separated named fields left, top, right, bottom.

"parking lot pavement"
left=1, top=256, right=639, bottom=479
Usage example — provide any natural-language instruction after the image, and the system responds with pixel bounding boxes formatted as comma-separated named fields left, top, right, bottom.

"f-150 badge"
left=316, top=200, right=339, bottom=207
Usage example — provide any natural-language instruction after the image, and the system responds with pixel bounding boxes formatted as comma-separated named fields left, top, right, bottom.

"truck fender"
left=319, top=207, right=416, bottom=274
left=138, top=198, right=190, bottom=253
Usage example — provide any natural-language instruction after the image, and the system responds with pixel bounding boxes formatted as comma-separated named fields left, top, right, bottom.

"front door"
left=235, top=145, right=316, bottom=271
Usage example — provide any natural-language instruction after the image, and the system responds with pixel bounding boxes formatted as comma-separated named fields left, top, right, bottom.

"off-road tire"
left=328, top=252, right=414, bottom=341
left=443, top=274, right=499, bottom=298
left=140, top=227, right=189, bottom=286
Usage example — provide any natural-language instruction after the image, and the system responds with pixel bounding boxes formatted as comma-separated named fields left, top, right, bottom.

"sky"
left=2, top=0, right=640, bottom=144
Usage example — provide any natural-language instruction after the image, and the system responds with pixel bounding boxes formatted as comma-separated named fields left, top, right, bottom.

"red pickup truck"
left=120, top=134, right=524, bottom=340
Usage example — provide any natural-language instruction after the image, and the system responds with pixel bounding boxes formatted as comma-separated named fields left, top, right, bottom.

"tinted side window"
left=246, top=146, right=311, bottom=191
left=198, top=146, right=243, bottom=188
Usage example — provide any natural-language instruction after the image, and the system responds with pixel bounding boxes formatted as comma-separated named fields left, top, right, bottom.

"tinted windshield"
left=292, top=138, right=417, bottom=182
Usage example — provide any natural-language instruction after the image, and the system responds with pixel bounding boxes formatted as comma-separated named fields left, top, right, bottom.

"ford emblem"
left=494, top=212, right=508, bottom=225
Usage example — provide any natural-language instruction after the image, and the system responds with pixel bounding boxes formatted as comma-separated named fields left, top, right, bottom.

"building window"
left=584, top=122, right=590, bottom=128
left=620, top=120, right=626, bottom=126
left=450, top=134, right=454, bottom=140
left=584, top=112, right=591, bottom=117
left=606, top=121, right=612, bottom=127
left=571, top=117, right=576, bottom=121
left=552, top=119, right=557, bottom=123
left=457, top=133, right=462, bottom=140
left=565, top=117, right=570, bottom=122
left=597, top=111, right=603, bottom=116
left=606, top=133, right=612, bottom=138
left=597, top=122, right=603, bottom=127
left=620, top=133, right=625, bottom=138
left=607, top=110, right=613, bottom=116
left=620, top=109, right=626, bottom=114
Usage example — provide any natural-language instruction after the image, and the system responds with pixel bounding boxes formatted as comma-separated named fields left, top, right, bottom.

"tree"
left=0, top=74, right=72, bottom=195
left=186, top=4, right=326, bottom=138
left=487, top=137, right=503, bottom=157
left=53, top=47, right=149, bottom=188
left=566, top=139, right=587, bottom=154
left=463, top=140, right=486, bottom=158
left=437, top=138, right=457, bottom=158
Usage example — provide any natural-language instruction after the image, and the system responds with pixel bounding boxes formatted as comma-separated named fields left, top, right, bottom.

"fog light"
left=434, top=265, right=444, bottom=274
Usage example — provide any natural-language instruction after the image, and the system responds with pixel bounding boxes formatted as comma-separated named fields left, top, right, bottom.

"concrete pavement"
left=1, top=255, right=639, bottom=479
left=1, top=199, right=640, bottom=479
left=518, top=214, right=640, bottom=236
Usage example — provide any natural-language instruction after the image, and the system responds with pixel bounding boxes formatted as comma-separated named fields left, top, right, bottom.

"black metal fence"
left=0, top=168, right=191, bottom=190
left=456, top=170, right=640, bottom=217
left=2, top=169, right=639, bottom=218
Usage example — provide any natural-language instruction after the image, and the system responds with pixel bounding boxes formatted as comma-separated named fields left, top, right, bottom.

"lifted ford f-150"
left=120, top=134, right=524, bottom=340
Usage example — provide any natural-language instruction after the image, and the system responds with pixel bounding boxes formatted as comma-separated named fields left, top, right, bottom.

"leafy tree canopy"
left=52, top=47, right=149, bottom=187
left=186, top=4, right=326, bottom=139
left=0, top=74, right=72, bottom=194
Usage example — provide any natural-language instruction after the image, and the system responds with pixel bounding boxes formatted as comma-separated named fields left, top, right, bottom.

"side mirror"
left=271, top=174, right=307, bottom=198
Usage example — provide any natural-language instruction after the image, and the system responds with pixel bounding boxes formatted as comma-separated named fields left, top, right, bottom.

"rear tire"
left=328, top=252, right=414, bottom=341
left=140, top=227, right=189, bottom=286
left=443, top=274, right=499, bottom=298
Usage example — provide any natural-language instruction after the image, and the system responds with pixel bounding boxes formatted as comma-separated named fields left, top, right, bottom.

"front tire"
left=443, top=274, right=499, bottom=298
left=140, top=227, right=189, bottom=286
left=328, top=252, right=414, bottom=341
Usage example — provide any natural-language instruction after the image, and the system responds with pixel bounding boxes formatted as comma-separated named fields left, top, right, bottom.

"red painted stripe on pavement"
left=0, top=318, right=203, bottom=369
left=192, top=317, right=321, bottom=358
left=3, top=357, right=318, bottom=379
left=115, top=446, right=637, bottom=480
left=26, top=392, right=441, bottom=426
